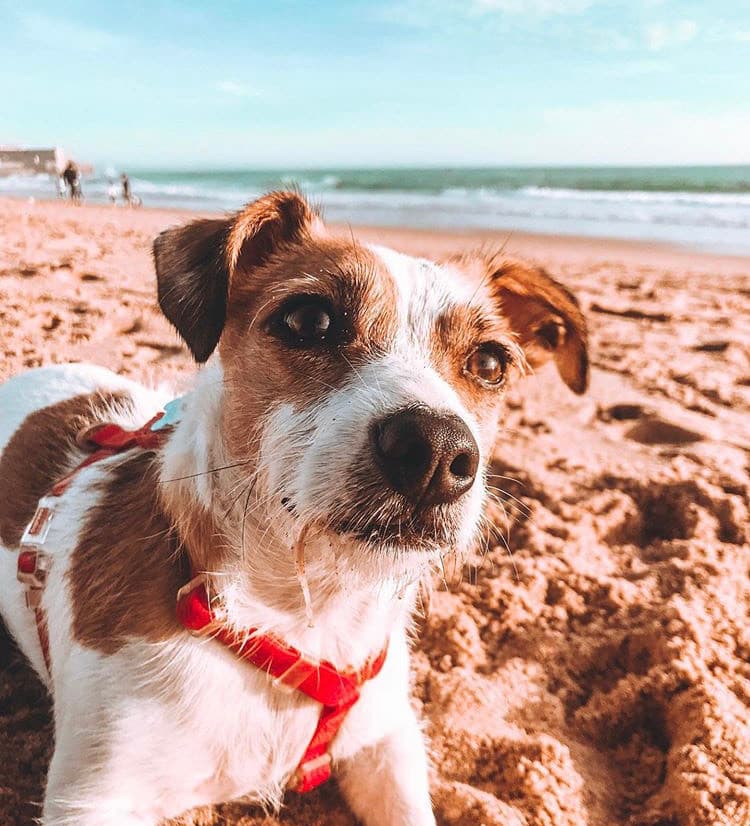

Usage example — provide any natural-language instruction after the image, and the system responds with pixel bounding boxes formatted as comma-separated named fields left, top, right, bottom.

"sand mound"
left=1, top=199, right=748, bottom=826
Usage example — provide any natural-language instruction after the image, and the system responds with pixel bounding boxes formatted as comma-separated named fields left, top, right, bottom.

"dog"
left=0, top=191, right=588, bottom=825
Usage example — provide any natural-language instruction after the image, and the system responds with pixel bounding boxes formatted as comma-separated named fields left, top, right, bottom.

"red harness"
left=176, top=577, right=387, bottom=791
left=17, top=412, right=167, bottom=672
left=17, top=411, right=387, bottom=793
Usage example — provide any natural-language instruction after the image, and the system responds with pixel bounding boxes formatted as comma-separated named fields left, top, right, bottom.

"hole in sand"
left=604, top=403, right=645, bottom=421
left=637, top=484, right=701, bottom=543
left=692, top=340, right=729, bottom=353
left=625, top=417, right=702, bottom=446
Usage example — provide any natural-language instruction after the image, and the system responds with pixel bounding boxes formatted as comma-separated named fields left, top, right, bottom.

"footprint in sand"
left=80, top=272, right=104, bottom=282
left=135, top=339, right=184, bottom=356
left=693, top=340, right=730, bottom=353
left=625, top=416, right=703, bottom=445
left=118, top=316, right=143, bottom=335
left=41, top=314, right=62, bottom=332
left=600, top=403, right=646, bottom=422
left=590, top=302, right=671, bottom=323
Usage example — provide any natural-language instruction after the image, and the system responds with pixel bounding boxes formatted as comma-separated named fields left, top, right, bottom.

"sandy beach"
left=1, top=196, right=749, bottom=826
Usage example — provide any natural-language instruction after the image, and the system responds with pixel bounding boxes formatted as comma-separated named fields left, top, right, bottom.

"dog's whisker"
left=162, top=459, right=254, bottom=483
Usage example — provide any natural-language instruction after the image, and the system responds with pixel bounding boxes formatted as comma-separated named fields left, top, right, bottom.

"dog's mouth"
left=332, top=504, right=458, bottom=552
left=338, top=525, right=443, bottom=552
left=281, top=497, right=461, bottom=553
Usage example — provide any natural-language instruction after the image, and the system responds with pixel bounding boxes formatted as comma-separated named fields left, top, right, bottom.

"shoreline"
left=3, top=195, right=750, bottom=270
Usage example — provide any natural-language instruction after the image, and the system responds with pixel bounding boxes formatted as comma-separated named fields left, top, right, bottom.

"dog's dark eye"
left=464, top=343, right=510, bottom=387
left=270, top=295, right=338, bottom=347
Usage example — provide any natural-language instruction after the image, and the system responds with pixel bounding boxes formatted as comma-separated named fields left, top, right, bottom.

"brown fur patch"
left=220, top=236, right=400, bottom=453
left=0, top=392, right=130, bottom=547
left=492, top=261, right=588, bottom=394
left=69, top=451, right=190, bottom=654
left=153, top=191, right=319, bottom=363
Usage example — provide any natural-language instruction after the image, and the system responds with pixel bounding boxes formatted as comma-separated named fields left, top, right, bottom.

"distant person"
left=121, top=173, right=131, bottom=204
left=107, top=179, right=119, bottom=206
left=62, top=161, right=83, bottom=205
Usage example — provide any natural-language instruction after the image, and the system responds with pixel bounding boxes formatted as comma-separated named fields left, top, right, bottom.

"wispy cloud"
left=644, top=19, right=698, bottom=51
left=216, top=80, right=262, bottom=99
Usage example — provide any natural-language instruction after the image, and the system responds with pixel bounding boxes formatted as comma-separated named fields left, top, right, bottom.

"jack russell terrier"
left=0, top=192, right=588, bottom=825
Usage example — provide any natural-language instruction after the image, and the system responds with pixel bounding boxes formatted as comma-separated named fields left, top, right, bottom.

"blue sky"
left=1, top=0, right=749, bottom=168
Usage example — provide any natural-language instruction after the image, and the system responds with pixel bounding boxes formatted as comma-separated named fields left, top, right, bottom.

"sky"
left=1, top=0, right=749, bottom=169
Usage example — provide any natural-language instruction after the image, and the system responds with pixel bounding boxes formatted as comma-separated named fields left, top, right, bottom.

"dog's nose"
left=373, top=408, right=479, bottom=506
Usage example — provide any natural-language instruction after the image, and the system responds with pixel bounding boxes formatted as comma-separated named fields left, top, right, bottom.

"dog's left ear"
left=153, top=191, right=317, bottom=362
left=490, top=261, right=589, bottom=394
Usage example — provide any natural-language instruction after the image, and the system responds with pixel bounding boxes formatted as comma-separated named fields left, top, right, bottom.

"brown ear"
left=491, top=261, right=589, bottom=394
left=153, top=191, right=316, bottom=362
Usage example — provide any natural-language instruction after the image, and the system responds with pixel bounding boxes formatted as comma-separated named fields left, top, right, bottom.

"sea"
left=2, top=165, right=749, bottom=255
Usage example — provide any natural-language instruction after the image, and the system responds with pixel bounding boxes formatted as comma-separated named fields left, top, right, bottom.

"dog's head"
left=154, top=192, right=587, bottom=570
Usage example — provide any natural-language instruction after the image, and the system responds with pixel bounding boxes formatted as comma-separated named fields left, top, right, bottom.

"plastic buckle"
left=20, top=499, right=56, bottom=548
left=17, top=549, right=51, bottom=589
left=291, top=753, right=332, bottom=792
left=151, top=397, right=185, bottom=432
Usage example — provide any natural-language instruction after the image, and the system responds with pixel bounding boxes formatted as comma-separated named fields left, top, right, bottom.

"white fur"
left=0, top=243, right=506, bottom=826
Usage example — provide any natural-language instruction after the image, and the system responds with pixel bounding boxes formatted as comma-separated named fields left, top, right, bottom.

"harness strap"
left=176, top=576, right=388, bottom=792
left=17, top=412, right=169, bottom=676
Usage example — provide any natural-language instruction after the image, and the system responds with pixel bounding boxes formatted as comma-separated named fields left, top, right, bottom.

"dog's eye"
left=464, top=343, right=510, bottom=387
left=270, top=295, right=338, bottom=347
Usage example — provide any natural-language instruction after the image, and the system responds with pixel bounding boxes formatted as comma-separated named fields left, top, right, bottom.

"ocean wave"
left=3, top=169, right=750, bottom=252
left=128, top=178, right=262, bottom=203
left=280, top=174, right=341, bottom=191
left=519, top=185, right=750, bottom=206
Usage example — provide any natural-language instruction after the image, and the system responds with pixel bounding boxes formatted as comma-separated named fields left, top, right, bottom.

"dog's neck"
left=159, top=363, right=421, bottom=665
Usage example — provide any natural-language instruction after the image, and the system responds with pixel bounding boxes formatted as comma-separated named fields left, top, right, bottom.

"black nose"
left=373, top=407, right=480, bottom=506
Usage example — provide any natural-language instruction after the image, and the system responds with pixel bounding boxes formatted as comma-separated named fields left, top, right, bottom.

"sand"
left=1, top=197, right=749, bottom=826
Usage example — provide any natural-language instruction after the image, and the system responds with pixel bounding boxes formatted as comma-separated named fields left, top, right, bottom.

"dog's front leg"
left=337, top=708, right=436, bottom=826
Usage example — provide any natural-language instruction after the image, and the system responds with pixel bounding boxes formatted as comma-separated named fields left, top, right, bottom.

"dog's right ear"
left=153, top=191, right=317, bottom=362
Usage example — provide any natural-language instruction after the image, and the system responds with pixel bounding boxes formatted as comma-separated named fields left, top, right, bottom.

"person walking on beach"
left=107, top=179, right=119, bottom=206
left=121, top=173, right=132, bottom=205
left=62, top=161, right=83, bottom=205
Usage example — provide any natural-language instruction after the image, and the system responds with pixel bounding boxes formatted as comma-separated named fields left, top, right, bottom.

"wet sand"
left=1, top=197, right=749, bottom=826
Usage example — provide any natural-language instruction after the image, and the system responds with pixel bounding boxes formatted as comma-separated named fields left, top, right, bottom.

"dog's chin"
left=331, top=517, right=456, bottom=556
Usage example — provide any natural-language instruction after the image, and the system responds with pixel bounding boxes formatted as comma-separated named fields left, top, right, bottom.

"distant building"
left=0, top=146, right=66, bottom=176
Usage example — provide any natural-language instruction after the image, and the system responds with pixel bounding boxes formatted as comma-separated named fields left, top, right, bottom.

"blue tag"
left=151, top=396, right=185, bottom=431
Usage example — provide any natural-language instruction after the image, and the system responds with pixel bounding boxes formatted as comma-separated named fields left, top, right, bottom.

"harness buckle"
left=17, top=549, right=51, bottom=590
left=20, top=499, right=56, bottom=548
left=290, top=752, right=332, bottom=793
